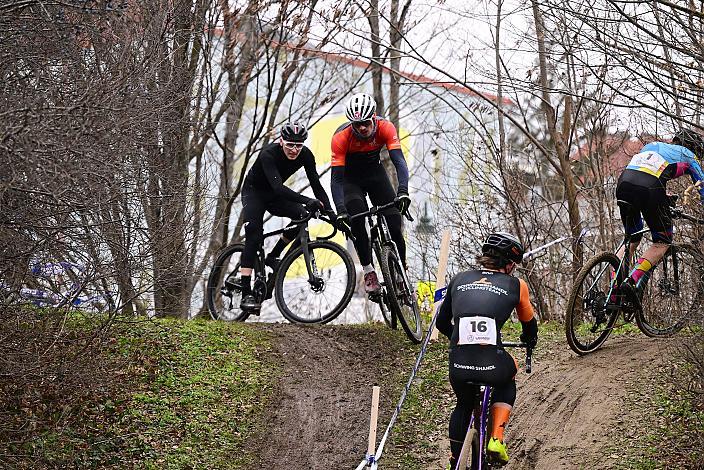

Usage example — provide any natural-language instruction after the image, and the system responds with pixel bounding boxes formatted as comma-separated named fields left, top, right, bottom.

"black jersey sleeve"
left=388, top=148, right=409, bottom=194
left=260, top=150, right=309, bottom=203
left=330, top=166, right=346, bottom=213
left=436, top=277, right=454, bottom=339
left=302, top=150, right=332, bottom=210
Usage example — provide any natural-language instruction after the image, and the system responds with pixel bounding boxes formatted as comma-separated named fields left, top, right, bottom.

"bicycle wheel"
left=638, top=243, right=704, bottom=337
left=379, top=245, right=422, bottom=343
left=25, top=261, right=82, bottom=308
left=206, top=244, right=252, bottom=322
left=565, top=251, right=621, bottom=355
left=275, top=240, right=355, bottom=324
left=456, top=428, right=480, bottom=470
left=372, top=245, right=396, bottom=329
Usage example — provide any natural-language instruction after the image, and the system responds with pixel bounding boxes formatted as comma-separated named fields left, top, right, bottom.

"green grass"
left=3, top=316, right=276, bottom=469
left=611, top=365, right=704, bottom=470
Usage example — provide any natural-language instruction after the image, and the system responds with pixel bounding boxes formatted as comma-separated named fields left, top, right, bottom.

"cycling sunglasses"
left=282, top=140, right=304, bottom=150
left=352, top=119, right=374, bottom=129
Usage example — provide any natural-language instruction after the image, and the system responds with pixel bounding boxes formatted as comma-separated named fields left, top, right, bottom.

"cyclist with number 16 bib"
left=615, top=129, right=704, bottom=305
left=330, top=93, right=411, bottom=295
left=437, top=232, right=538, bottom=468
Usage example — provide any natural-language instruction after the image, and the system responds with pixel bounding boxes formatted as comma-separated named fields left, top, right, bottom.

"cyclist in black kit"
left=437, top=232, right=538, bottom=468
left=239, top=122, right=333, bottom=311
left=330, top=93, right=411, bottom=294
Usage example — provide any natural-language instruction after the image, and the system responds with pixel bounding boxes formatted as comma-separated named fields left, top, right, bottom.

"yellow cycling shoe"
left=487, top=437, right=509, bottom=466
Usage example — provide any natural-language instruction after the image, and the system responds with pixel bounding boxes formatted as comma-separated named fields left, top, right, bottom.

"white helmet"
left=345, top=93, right=376, bottom=122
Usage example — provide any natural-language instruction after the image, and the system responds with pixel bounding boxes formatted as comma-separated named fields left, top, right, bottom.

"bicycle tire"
left=275, top=240, right=355, bottom=324
left=456, top=428, right=480, bottom=470
left=206, top=244, right=252, bottom=322
left=565, top=251, right=621, bottom=355
left=638, top=243, right=704, bottom=337
left=372, top=244, right=395, bottom=329
left=379, top=245, right=422, bottom=343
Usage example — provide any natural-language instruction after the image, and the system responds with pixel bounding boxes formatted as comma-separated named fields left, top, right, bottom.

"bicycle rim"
left=206, top=244, right=251, bottom=322
left=638, top=244, right=704, bottom=337
left=565, top=251, right=621, bottom=355
left=380, top=246, right=422, bottom=343
left=275, top=241, right=355, bottom=324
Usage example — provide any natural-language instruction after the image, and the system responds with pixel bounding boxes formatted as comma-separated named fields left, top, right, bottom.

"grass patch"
left=1, top=314, right=276, bottom=469
left=609, top=349, right=704, bottom=470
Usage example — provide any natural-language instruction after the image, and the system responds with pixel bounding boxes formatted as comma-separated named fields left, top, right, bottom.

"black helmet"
left=482, top=232, right=524, bottom=264
left=672, top=129, right=704, bottom=157
left=280, top=122, right=308, bottom=143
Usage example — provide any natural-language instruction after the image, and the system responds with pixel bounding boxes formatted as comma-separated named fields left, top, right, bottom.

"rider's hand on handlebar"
left=520, top=332, right=538, bottom=349
left=305, top=198, right=324, bottom=213
left=395, top=192, right=411, bottom=215
left=336, top=212, right=351, bottom=232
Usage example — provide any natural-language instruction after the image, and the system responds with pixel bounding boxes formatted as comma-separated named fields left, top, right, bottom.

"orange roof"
left=570, top=134, right=658, bottom=173
left=208, top=27, right=514, bottom=105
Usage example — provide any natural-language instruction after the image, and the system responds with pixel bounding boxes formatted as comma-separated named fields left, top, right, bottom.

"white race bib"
left=628, top=151, right=668, bottom=177
left=458, top=316, right=497, bottom=345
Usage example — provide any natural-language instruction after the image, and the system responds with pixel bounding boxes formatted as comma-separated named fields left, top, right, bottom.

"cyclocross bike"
left=0, top=261, right=112, bottom=312
left=455, top=342, right=532, bottom=470
left=349, top=199, right=423, bottom=344
left=207, top=210, right=356, bottom=324
left=565, top=199, right=704, bottom=355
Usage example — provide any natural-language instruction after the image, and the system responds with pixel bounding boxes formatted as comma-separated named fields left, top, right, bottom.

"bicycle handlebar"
left=671, top=206, right=704, bottom=225
left=286, top=209, right=356, bottom=242
left=501, top=342, right=533, bottom=374
left=348, top=197, right=414, bottom=222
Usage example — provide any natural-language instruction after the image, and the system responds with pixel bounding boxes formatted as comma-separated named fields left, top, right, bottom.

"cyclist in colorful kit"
left=437, top=232, right=538, bottom=468
left=330, top=93, right=411, bottom=294
left=615, top=129, right=704, bottom=303
left=238, top=122, right=333, bottom=311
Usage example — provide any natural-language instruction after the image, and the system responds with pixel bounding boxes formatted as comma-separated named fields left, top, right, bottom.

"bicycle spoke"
left=639, top=244, right=704, bottom=337
left=276, top=242, right=355, bottom=324
left=566, top=252, right=621, bottom=354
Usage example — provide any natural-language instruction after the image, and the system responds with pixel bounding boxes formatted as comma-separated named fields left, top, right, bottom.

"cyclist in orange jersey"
left=330, top=93, right=411, bottom=295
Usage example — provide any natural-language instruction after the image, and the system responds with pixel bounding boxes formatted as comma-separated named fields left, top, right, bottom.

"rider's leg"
left=266, top=199, right=308, bottom=264
left=631, top=194, right=674, bottom=288
left=343, top=183, right=372, bottom=267
left=486, top=353, right=518, bottom=465
left=448, top=374, right=479, bottom=469
left=240, top=192, right=267, bottom=296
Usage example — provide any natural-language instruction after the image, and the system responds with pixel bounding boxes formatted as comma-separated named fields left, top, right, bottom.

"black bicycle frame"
left=257, top=211, right=342, bottom=286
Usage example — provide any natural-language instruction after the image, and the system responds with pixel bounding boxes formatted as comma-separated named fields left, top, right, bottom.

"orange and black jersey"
left=329, top=117, right=409, bottom=212
left=331, top=118, right=402, bottom=167
left=436, top=269, right=537, bottom=348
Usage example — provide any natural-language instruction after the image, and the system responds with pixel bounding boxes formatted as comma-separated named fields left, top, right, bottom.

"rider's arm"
left=684, top=155, right=704, bottom=201
left=436, top=278, right=454, bottom=339
left=517, top=279, right=538, bottom=343
left=378, top=121, right=409, bottom=194
left=302, top=150, right=332, bottom=210
left=330, top=136, right=347, bottom=213
left=261, top=151, right=310, bottom=203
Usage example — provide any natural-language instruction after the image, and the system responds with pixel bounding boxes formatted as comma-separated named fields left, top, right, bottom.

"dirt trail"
left=249, top=324, right=407, bottom=470
left=507, top=335, right=672, bottom=470
left=247, top=324, right=671, bottom=470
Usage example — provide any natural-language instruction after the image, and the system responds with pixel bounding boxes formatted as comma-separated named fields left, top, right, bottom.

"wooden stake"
left=367, top=386, right=381, bottom=463
left=430, top=229, right=451, bottom=341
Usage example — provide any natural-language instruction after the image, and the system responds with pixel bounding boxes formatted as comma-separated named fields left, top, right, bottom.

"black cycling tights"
left=241, top=188, right=307, bottom=268
left=448, top=377, right=516, bottom=459
left=343, top=170, right=406, bottom=267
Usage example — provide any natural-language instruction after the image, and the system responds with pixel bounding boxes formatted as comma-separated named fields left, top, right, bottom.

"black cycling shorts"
left=616, top=170, right=673, bottom=244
